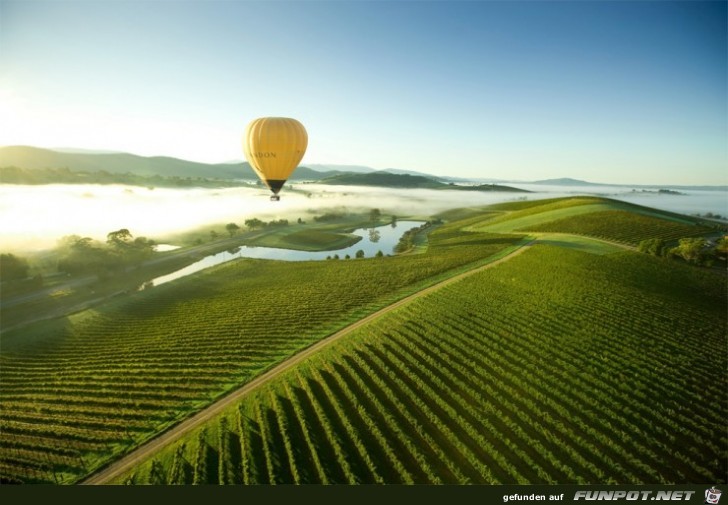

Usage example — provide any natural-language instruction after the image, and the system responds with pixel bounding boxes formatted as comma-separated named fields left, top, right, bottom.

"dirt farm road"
left=81, top=240, right=533, bottom=485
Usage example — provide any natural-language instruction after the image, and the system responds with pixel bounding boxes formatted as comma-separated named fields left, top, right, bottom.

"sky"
left=0, top=0, right=725, bottom=185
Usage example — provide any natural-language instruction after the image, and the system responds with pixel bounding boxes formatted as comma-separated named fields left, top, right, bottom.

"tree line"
left=1, top=229, right=156, bottom=285
left=393, top=220, right=442, bottom=254
left=56, top=229, right=157, bottom=277
left=638, top=236, right=728, bottom=266
left=0, top=166, right=247, bottom=189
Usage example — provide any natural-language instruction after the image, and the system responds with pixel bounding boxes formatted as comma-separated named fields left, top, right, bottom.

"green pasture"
left=247, top=229, right=361, bottom=251
left=532, top=233, right=624, bottom=255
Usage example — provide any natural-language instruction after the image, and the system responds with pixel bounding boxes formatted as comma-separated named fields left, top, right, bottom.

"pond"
left=147, top=220, right=423, bottom=287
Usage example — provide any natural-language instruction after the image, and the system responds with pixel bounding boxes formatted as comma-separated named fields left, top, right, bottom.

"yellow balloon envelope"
left=243, top=117, right=308, bottom=199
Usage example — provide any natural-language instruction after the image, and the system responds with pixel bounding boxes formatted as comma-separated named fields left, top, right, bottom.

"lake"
left=147, top=220, right=423, bottom=287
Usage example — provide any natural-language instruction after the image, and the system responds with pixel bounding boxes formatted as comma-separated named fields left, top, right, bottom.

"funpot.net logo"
left=573, top=490, right=696, bottom=501
left=705, top=488, right=722, bottom=505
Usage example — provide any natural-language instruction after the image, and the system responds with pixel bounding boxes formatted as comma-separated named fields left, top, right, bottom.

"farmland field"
left=0, top=220, right=524, bottom=484
left=522, top=210, right=712, bottom=245
left=247, top=228, right=361, bottom=251
left=2, top=197, right=725, bottom=486
left=118, top=245, right=727, bottom=484
left=471, top=197, right=717, bottom=238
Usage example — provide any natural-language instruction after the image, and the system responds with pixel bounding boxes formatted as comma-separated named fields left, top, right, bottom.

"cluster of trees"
left=394, top=223, right=431, bottom=253
left=393, top=220, right=442, bottom=254
left=0, top=166, right=245, bottom=189
left=241, top=218, right=289, bottom=230
left=311, top=208, right=385, bottom=224
left=225, top=223, right=240, bottom=237
left=57, top=229, right=156, bottom=276
left=314, top=211, right=348, bottom=223
left=326, top=250, right=383, bottom=260
left=693, top=211, right=726, bottom=221
left=218, top=219, right=293, bottom=238
left=638, top=236, right=728, bottom=266
left=0, top=253, right=30, bottom=281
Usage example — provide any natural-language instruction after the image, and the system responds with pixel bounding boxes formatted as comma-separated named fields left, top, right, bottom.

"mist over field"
left=0, top=184, right=516, bottom=251
left=1, top=183, right=726, bottom=252
left=509, top=183, right=728, bottom=217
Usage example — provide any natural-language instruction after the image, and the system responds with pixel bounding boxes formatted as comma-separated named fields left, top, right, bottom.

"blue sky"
left=0, top=0, right=725, bottom=184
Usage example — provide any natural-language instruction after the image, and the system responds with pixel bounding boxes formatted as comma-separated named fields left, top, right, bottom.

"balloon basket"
left=270, top=195, right=281, bottom=202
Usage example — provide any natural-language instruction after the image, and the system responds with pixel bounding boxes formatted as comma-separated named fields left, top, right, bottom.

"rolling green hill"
left=0, top=146, right=326, bottom=182
left=320, top=171, right=528, bottom=192
left=467, top=196, right=719, bottom=238
left=0, top=146, right=243, bottom=179
left=522, top=210, right=711, bottom=245
left=321, top=172, right=443, bottom=188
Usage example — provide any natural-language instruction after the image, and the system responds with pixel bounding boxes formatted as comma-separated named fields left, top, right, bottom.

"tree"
left=375, top=250, right=384, bottom=258
left=638, top=238, right=667, bottom=257
left=355, top=249, right=365, bottom=259
left=210, top=230, right=219, bottom=240
left=107, top=229, right=133, bottom=249
left=369, top=208, right=381, bottom=222
left=244, top=218, right=265, bottom=230
left=128, top=236, right=156, bottom=265
left=715, top=236, right=728, bottom=262
left=106, top=229, right=155, bottom=269
left=225, top=223, right=240, bottom=237
left=57, top=236, right=113, bottom=277
left=0, top=253, right=30, bottom=281
left=669, top=238, right=707, bottom=264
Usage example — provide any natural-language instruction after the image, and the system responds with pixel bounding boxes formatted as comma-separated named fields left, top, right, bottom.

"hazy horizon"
left=1, top=1, right=725, bottom=185
left=1, top=144, right=727, bottom=187
left=1, top=182, right=725, bottom=253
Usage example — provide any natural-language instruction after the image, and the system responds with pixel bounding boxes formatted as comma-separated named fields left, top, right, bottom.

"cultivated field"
left=116, top=246, right=727, bottom=484
left=2, top=197, right=725, bottom=485
left=0, top=221, right=523, bottom=483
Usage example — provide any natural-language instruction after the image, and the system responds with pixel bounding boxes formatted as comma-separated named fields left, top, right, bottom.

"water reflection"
left=147, top=221, right=423, bottom=288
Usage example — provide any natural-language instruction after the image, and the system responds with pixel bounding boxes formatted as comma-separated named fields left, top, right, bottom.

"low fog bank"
left=1, top=183, right=725, bottom=252
left=0, top=184, right=535, bottom=252
left=509, top=183, right=728, bottom=219
left=297, top=184, right=545, bottom=217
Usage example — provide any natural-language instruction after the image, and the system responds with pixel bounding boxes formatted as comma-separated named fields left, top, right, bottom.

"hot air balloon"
left=243, top=117, right=308, bottom=201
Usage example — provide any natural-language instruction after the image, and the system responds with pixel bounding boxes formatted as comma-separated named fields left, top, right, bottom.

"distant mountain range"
left=304, top=164, right=445, bottom=179
left=529, top=177, right=599, bottom=186
left=319, top=172, right=528, bottom=192
left=320, top=172, right=443, bottom=189
left=0, top=145, right=325, bottom=181
left=306, top=164, right=378, bottom=174
left=526, top=177, right=727, bottom=191
left=1, top=146, right=724, bottom=190
left=50, top=147, right=126, bottom=155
